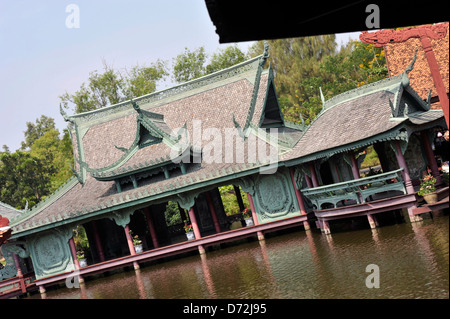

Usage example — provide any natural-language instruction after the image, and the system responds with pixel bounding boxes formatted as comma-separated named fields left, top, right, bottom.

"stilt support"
left=367, top=214, right=378, bottom=229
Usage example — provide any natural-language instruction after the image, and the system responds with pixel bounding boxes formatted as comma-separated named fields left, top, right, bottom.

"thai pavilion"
left=0, top=42, right=448, bottom=297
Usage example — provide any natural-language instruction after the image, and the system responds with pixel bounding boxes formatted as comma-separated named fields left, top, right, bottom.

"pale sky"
left=0, top=1, right=359, bottom=152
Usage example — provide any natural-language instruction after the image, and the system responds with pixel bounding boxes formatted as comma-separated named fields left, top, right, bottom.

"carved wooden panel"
left=252, top=168, right=300, bottom=223
left=28, top=228, right=74, bottom=279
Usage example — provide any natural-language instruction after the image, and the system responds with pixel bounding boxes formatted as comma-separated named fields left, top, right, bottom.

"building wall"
left=27, top=228, right=75, bottom=280
left=251, top=167, right=301, bottom=223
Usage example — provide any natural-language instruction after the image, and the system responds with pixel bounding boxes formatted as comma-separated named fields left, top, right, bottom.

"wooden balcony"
left=0, top=272, right=36, bottom=299
left=302, top=168, right=406, bottom=210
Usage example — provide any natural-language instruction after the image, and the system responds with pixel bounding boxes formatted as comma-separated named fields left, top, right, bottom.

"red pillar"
left=91, top=221, right=105, bottom=262
left=289, top=167, right=307, bottom=215
left=69, top=237, right=81, bottom=270
left=144, top=207, right=159, bottom=248
left=349, top=150, right=361, bottom=179
left=206, top=191, right=221, bottom=233
left=393, top=140, right=415, bottom=195
left=247, top=193, right=264, bottom=240
left=124, top=224, right=139, bottom=270
left=188, top=207, right=202, bottom=239
left=420, top=131, right=442, bottom=185
left=68, top=237, right=84, bottom=283
left=305, top=173, right=312, bottom=188
left=12, top=253, right=26, bottom=293
left=124, top=224, right=136, bottom=255
left=309, top=162, right=319, bottom=187
left=419, top=32, right=449, bottom=128
left=188, top=207, right=205, bottom=254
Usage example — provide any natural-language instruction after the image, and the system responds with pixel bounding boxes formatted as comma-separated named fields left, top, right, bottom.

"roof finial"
left=319, top=87, right=325, bottom=107
left=131, top=99, right=143, bottom=117
left=405, top=49, right=418, bottom=74
left=263, top=41, right=269, bottom=59
left=258, top=41, right=270, bottom=67
left=60, top=103, right=75, bottom=124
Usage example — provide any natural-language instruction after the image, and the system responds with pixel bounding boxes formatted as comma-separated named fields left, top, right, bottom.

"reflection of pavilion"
left=1, top=31, right=448, bottom=297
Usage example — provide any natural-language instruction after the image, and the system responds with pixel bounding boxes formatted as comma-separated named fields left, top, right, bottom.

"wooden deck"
left=412, top=186, right=449, bottom=216
left=33, top=214, right=309, bottom=291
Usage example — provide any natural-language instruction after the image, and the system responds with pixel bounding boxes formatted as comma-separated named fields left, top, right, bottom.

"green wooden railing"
left=302, top=168, right=406, bottom=210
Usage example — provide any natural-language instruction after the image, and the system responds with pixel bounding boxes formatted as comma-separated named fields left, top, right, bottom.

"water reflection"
left=29, top=216, right=448, bottom=299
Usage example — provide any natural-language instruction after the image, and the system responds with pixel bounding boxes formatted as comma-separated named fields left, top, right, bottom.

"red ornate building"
left=360, top=22, right=449, bottom=127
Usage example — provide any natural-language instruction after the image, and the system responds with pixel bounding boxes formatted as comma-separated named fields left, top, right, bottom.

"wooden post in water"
left=188, top=207, right=205, bottom=254
left=124, top=224, right=139, bottom=270
left=247, top=193, right=264, bottom=241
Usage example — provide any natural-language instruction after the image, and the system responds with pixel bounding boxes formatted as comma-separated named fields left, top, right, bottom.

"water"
left=29, top=216, right=449, bottom=299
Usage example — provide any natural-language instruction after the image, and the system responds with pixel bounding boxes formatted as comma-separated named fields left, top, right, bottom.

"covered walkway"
left=34, top=213, right=309, bottom=292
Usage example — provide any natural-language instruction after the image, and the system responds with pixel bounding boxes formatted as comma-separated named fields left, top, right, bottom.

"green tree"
left=249, top=36, right=337, bottom=124
left=249, top=36, right=387, bottom=125
left=172, top=45, right=247, bottom=83
left=0, top=151, right=52, bottom=209
left=60, top=60, right=168, bottom=114
left=20, top=115, right=56, bottom=150
left=29, top=128, right=74, bottom=192
left=172, top=47, right=207, bottom=83
left=206, top=45, right=247, bottom=74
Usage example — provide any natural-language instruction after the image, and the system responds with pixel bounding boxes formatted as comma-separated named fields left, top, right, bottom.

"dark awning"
left=204, top=0, right=447, bottom=43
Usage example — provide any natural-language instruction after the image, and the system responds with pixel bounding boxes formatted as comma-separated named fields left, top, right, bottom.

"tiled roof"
left=0, top=201, right=22, bottom=221
left=384, top=23, right=449, bottom=105
left=10, top=53, right=287, bottom=235
left=282, top=71, right=444, bottom=164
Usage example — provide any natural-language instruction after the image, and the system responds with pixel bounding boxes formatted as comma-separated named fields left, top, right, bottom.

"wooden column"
left=393, top=140, right=415, bottom=195
left=247, top=193, right=264, bottom=240
left=349, top=150, right=364, bottom=203
left=322, top=220, right=331, bottom=234
left=419, top=30, right=449, bottom=128
left=305, top=173, right=313, bottom=188
left=91, top=221, right=105, bottom=262
left=289, top=168, right=307, bottom=215
left=69, top=237, right=81, bottom=270
left=206, top=191, right=221, bottom=233
left=188, top=207, right=201, bottom=239
left=124, top=224, right=139, bottom=270
left=188, top=207, right=205, bottom=254
left=144, top=207, right=159, bottom=248
left=309, top=162, right=319, bottom=187
left=12, top=253, right=26, bottom=293
left=68, top=237, right=84, bottom=283
left=349, top=150, right=361, bottom=179
left=393, top=140, right=420, bottom=222
left=367, top=214, right=378, bottom=229
left=420, top=131, right=442, bottom=185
